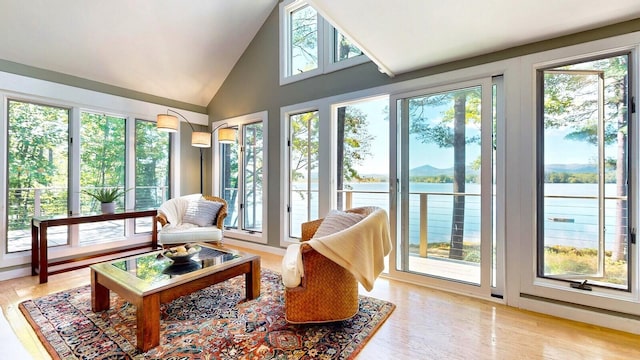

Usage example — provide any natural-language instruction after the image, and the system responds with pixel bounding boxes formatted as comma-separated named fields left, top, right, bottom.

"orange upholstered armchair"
left=283, top=206, right=390, bottom=324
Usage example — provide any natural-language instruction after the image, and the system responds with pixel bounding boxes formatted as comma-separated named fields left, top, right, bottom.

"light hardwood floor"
left=1, top=245, right=639, bottom=360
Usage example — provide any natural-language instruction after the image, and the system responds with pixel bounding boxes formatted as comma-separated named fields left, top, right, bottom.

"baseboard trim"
left=519, top=293, right=640, bottom=335
left=222, top=238, right=286, bottom=256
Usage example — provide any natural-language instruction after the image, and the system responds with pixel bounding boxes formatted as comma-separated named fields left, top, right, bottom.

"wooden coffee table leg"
left=91, top=269, right=110, bottom=311
left=246, top=259, right=261, bottom=300
left=137, top=293, right=160, bottom=352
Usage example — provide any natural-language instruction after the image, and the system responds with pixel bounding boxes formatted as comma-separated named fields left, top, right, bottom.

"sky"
left=348, top=98, right=602, bottom=177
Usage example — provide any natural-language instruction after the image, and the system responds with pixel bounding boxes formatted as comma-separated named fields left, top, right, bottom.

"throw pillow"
left=182, top=198, right=223, bottom=227
left=313, top=209, right=365, bottom=238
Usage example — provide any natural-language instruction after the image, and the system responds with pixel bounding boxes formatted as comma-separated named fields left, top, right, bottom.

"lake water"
left=337, top=182, right=625, bottom=250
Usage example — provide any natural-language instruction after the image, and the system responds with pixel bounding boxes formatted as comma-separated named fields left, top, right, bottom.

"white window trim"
left=323, top=24, right=369, bottom=73
left=212, top=111, right=268, bottom=245
left=517, top=34, right=640, bottom=316
left=279, top=0, right=369, bottom=86
left=279, top=101, right=332, bottom=247
left=0, top=70, right=204, bottom=270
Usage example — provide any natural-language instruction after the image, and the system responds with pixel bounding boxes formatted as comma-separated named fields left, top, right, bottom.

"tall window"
left=243, top=123, right=263, bottom=231
left=4, top=103, right=171, bottom=254
left=537, top=53, right=630, bottom=290
left=6, top=100, right=69, bottom=253
left=280, top=0, right=368, bottom=84
left=335, top=97, right=388, bottom=212
left=79, top=112, right=126, bottom=245
left=287, top=110, right=319, bottom=238
left=217, top=113, right=267, bottom=240
left=135, top=119, right=170, bottom=233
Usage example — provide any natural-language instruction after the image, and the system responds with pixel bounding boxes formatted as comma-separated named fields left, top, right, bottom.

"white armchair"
left=156, top=194, right=227, bottom=246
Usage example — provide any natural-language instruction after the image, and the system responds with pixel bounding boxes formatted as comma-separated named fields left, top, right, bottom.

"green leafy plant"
left=82, top=187, right=129, bottom=203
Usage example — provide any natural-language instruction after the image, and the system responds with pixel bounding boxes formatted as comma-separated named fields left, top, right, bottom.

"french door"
left=391, top=77, right=501, bottom=297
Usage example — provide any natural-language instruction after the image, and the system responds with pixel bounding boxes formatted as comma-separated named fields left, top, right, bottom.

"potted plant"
left=82, top=187, right=129, bottom=213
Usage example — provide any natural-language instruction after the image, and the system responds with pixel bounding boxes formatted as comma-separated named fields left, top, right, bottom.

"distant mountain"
left=409, top=164, right=478, bottom=177
left=545, top=163, right=597, bottom=173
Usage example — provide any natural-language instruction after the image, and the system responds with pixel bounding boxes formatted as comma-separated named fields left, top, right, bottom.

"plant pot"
left=101, top=202, right=116, bottom=214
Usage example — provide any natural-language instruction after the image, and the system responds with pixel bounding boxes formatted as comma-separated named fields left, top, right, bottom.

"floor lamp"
left=157, top=109, right=236, bottom=193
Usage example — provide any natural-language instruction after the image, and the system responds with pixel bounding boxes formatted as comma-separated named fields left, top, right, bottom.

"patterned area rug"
left=19, top=269, right=394, bottom=359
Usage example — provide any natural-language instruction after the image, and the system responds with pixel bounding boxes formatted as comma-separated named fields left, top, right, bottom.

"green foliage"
left=341, top=107, right=374, bottom=182
left=82, top=187, right=129, bottom=203
left=290, top=5, right=318, bottom=72
left=410, top=242, right=482, bottom=263
left=408, top=87, right=482, bottom=148
left=410, top=175, right=479, bottom=183
left=289, top=107, right=374, bottom=188
left=544, top=245, right=626, bottom=285
left=545, top=171, right=617, bottom=183
left=8, top=101, right=68, bottom=191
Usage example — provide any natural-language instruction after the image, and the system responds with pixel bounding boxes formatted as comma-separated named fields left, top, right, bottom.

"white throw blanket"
left=158, top=193, right=202, bottom=225
left=306, top=208, right=391, bottom=291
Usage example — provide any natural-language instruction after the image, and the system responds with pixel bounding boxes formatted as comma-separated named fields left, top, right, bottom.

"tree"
left=289, top=108, right=373, bottom=205
left=80, top=113, right=126, bottom=212
left=290, top=5, right=318, bottom=73
left=135, top=120, right=170, bottom=209
left=408, top=87, right=482, bottom=260
left=543, top=55, right=628, bottom=261
left=8, top=101, right=69, bottom=228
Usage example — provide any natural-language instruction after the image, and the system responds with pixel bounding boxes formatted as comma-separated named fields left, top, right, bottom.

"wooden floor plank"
left=1, top=245, right=638, bottom=359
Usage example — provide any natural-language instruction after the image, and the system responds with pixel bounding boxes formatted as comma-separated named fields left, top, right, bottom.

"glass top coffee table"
left=90, top=243, right=261, bottom=351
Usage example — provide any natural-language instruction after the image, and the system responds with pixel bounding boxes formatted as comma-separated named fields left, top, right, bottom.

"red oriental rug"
left=19, top=269, right=394, bottom=359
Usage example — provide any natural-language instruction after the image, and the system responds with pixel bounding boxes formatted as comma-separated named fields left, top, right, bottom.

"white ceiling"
left=1, top=1, right=640, bottom=108
left=309, top=0, right=640, bottom=75
left=0, top=0, right=277, bottom=107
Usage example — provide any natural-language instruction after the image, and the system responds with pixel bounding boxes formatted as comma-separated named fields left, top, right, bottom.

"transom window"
left=279, top=0, right=368, bottom=85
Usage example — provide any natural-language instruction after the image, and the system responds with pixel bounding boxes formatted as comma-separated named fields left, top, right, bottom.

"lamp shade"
left=218, top=128, right=236, bottom=143
left=191, top=131, right=212, bottom=148
left=157, top=114, right=179, bottom=132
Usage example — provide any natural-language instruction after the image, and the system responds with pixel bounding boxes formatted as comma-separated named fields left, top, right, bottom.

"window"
left=242, top=122, right=263, bottom=231
left=79, top=111, right=126, bottom=245
left=4, top=101, right=171, bottom=254
left=280, top=0, right=368, bottom=85
left=393, top=79, right=496, bottom=294
left=215, top=112, right=268, bottom=243
left=333, top=28, right=363, bottom=63
left=289, top=3, right=319, bottom=76
left=287, top=110, right=319, bottom=238
left=335, top=97, right=388, bottom=212
left=6, top=100, right=69, bottom=253
left=135, top=119, right=170, bottom=233
left=537, top=53, right=631, bottom=291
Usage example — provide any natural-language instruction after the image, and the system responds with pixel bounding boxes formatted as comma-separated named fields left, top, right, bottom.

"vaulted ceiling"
left=0, top=0, right=277, bottom=107
left=308, top=0, right=640, bottom=76
left=1, top=0, right=640, bottom=108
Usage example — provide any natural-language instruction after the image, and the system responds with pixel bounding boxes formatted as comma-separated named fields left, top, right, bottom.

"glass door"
left=392, top=78, right=497, bottom=296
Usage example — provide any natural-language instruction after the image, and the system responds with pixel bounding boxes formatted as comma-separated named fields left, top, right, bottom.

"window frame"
left=518, top=38, right=640, bottom=316
left=212, top=111, right=268, bottom=245
left=0, top=71, right=199, bottom=272
left=279, top=0, right=369, bottom=86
